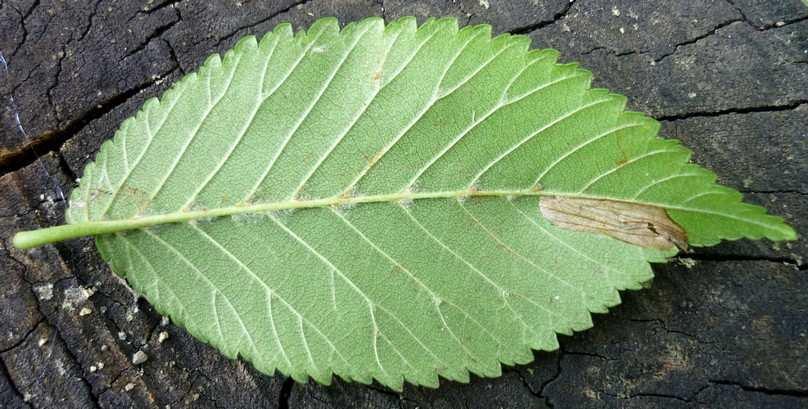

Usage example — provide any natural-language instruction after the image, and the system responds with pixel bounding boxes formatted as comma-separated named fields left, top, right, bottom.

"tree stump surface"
left=1, top=1, right=807, bottom=408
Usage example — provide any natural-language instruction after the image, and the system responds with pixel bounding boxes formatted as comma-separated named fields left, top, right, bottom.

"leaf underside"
left=66, top=17, right=795, bottom=389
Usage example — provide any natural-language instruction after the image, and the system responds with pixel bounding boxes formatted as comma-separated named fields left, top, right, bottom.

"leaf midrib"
left=14, top=187, right=784, bottom=250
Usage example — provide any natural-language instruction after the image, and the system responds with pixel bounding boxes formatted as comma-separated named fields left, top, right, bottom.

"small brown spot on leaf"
left=615, top=133, right=629, bottom=166
left=539, top=196, right=688, bottom=251
left=362, top=149, right=385, bottom=168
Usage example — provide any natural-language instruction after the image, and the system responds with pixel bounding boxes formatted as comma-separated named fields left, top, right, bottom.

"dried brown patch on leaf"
left=539, top=196, right=688, bottom=251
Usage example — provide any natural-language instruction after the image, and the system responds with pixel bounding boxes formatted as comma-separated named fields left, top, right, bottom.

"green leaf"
left=13, top=17, right=795, bottom=390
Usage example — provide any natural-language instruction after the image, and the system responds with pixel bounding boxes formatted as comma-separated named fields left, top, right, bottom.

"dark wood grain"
left=1, top=1, right=806, bottom=408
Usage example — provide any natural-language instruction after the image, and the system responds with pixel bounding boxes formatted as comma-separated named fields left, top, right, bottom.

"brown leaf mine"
left=539, top=196, right=688, bottom=251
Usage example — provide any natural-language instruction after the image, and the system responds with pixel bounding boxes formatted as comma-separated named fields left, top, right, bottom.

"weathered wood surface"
left=1, top=1, right=806, bottom=408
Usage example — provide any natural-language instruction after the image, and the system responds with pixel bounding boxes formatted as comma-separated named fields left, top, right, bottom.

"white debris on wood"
left=33, top=283, right=53, bottom=301
left=126, top=304, right=139, bottom=322
left=132, top=350, right=148, bottom=365
left=62, top=285, right=94, bottom=311
left=55, top=360, right=66, bottom=376
left=678, top=258, right=697, bottom=269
